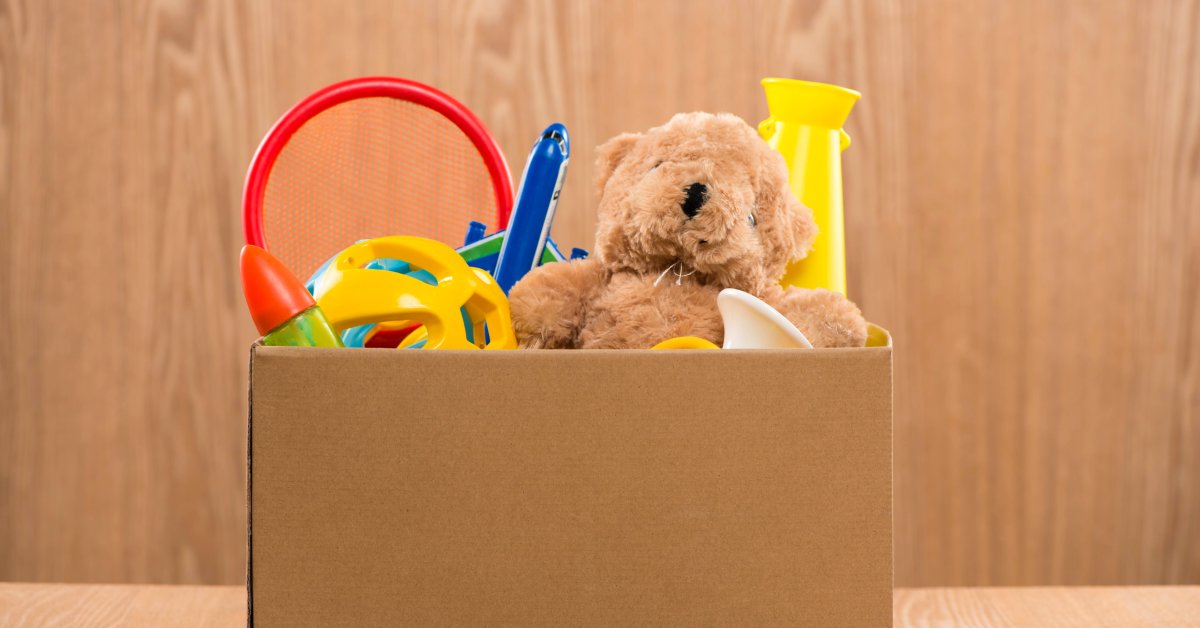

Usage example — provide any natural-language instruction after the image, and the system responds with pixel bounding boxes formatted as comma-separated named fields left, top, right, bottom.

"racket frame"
left=243, top=76, right=514, bottom=250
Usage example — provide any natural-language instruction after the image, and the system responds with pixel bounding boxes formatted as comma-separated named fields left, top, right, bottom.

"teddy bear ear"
left=757, top=151, right=818, bottom=268
left=784, top=192, right=818, bottom=256
left=594, top=132, right=641, bottom=193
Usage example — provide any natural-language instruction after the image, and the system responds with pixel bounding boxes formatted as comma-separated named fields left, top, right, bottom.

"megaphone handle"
left=758, top=117, right=778, bottom=142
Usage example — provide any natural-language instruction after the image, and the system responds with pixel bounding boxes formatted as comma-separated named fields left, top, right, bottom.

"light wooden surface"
left=895, top=587, right=1200, bottom=627
left=0, top=583, right=244, bottom=627
left=1, top=0, right=1198, bottom=586
left=1, top=584, right=1197, bottom=627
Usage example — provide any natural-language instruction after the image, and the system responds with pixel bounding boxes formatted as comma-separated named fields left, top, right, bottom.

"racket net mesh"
left=262, top=97, right=499, bottom=279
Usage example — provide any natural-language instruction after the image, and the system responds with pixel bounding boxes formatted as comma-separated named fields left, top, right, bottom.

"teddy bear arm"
left=509, top=259, right=606, bottom=349
left=764, top=287, right=869, bottom=348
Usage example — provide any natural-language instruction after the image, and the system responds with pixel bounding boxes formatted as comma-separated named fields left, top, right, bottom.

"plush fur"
left=509, top=112, right=868, bottom=349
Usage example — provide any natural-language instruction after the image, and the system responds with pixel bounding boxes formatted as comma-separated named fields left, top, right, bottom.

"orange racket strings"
left=260, top=97, right=501, bottom=279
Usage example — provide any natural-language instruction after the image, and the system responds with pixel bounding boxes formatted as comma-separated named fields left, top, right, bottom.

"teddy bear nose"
left=681, top=182, right=709, bottom=218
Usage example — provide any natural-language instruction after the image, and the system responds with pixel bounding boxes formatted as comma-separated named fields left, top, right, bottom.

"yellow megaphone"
left=758, top=78, right=860, bottom=296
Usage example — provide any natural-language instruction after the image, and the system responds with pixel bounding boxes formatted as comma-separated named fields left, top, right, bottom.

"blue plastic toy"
left=492, top=123, right=570, bottom=294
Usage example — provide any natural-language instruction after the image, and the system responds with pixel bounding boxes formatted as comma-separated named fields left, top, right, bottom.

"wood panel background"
left=0, top=0, right=1197, bottom=586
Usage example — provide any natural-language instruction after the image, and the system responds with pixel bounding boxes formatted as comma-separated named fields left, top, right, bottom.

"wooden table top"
left=895, top=587, right=1199, bottom=626
left=0, top=583, right=1196, bottom=626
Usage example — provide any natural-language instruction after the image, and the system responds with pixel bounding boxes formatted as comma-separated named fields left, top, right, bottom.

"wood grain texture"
left=0, top=583, right=244, bottom=627
left=2, top=584, right=1197, bottom=627
left=894, top=587, right=1200, bottom=627
left=879, top=1, right=1200, bottom=586
left=0, top=0, right=1197, bottom=585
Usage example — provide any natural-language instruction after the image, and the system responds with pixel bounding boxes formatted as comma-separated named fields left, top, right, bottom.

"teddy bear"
left=508, top=112, right=867, bottom=349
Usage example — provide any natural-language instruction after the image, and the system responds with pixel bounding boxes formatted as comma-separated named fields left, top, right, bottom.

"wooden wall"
left=1, top=0, right=1197, bottom=586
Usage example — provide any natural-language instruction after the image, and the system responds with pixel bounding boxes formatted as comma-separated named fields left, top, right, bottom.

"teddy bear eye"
left=748, top=213, right=757, bottom=227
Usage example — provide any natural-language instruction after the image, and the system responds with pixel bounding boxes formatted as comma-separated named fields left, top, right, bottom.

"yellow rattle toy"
left=312, top=236, right=517, bottom=350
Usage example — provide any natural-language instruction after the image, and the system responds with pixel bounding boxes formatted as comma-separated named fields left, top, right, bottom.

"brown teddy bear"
left=509, top=112, right=867, bottom=349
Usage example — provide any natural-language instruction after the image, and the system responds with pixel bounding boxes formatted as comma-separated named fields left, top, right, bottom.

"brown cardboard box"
left=248, top=344, right=892, bottom=626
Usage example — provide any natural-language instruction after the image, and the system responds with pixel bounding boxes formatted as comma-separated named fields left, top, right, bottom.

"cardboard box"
left=248, top=343, right=892, bottom=626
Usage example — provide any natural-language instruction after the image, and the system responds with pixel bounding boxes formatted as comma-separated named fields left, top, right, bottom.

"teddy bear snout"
left=681, top=182, right=709, bottom=218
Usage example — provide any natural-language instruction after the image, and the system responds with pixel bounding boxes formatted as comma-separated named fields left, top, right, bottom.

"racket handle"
left=493, top=123, right=570, bottom=294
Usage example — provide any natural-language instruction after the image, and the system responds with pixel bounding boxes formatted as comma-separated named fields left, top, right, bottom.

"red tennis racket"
left=242, top=77, right=514, bottom=279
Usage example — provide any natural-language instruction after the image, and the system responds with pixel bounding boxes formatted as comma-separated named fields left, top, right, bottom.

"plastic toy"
left=242, top=76, right=514, bottom=279
left=457, top=222, right=577, bottom=275
left=240, top=245, right=344, bottom=348
left=304, top=229, right=582, bottom=348
left=717, top=289, right=813, bottom=348
left=758, top=78, right=859, bottom=296
left=650, top=336, right=720, bottom=350
left=335, top=266, right=475, bottom=349
left=510, top=112, right=868, bottom=350
left=652, top=290, right=813, bottom=350
left=312, top=236, right=516, bottom=350
left=493, top=123, right=570, bottom=294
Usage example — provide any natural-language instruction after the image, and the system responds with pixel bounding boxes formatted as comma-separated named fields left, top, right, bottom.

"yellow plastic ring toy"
left=313, top=236, right=516, bottom=350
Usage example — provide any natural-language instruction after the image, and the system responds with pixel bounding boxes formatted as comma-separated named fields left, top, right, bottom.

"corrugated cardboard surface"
left=249, top=347, right=892, bottom=627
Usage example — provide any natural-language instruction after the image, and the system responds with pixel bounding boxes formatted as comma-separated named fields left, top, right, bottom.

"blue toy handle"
left=493, top=123, right=569, bottom=294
